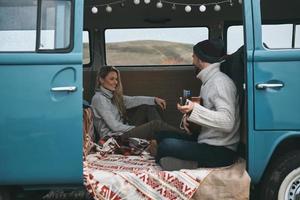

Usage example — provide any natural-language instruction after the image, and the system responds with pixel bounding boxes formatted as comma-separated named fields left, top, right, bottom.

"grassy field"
left=83, top=40, right=193, bottom=65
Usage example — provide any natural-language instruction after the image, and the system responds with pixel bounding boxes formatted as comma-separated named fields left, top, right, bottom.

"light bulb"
left=238, top=0, right=242, bottom=4
left=120, top=0, right=125, bottom=7
left=214, top=4, right=221, bottom=11
left=172, top=4, right=176, bottom=10
left=134, top=0, right=140, bottom=5
left=144, top=0, right=151, bottom=4
left=199, top=5, right=206, bottom=12
left=91, top=6, right=98, bottom=14
left=106, top=5, right=112, bottom=12
left=185, top=5, right=192, bottom=13
left=156, top=1, right=163, bottom=8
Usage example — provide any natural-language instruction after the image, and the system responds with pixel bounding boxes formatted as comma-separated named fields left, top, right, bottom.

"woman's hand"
left=177, top=100, right=194, bottom=114
left=155, top=97, right=167, bottom=110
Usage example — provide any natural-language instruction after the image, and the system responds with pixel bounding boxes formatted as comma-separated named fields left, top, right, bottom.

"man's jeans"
left=155, top=131, right=238, bottom=168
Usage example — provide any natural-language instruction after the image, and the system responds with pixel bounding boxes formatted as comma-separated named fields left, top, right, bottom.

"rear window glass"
left=83, top=31, right=90, bottom=65
left=295, top=25, right=300, bottom=48
left=104, top=27, right=209, bottom=66
left=227, top=26, right=244, bottom=54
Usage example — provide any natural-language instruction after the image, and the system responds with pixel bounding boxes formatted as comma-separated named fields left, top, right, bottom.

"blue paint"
left=0, top=0, right=83, bottom=185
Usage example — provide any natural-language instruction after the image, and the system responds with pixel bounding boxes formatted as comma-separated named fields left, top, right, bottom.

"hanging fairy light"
left=91, top=6, right=98, bottom=14
left=185, top=5, right=192, bottom=13
left=155, top=0, right=233, bottom=13
left=89, top=0, right=238, bottom=14
left=214, top=4, right=221, bottom=11
left=171, top=3, right=176, bottom=10
left=133, top=0, right=140, bottom=5
left=199, top=4, right=206, bottom=12
left=120, top=0, right=125, bottom=7
left=156, top=1, right=163, bottom=8
left=106, top=5, right=112, bottom=12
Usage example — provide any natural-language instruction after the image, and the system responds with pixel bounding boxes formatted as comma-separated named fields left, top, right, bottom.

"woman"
left=91, top=66, right=182, bottom=142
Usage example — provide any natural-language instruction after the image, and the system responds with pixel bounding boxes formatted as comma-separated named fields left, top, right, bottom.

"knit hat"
left=193, top=39, right=225, bottom=63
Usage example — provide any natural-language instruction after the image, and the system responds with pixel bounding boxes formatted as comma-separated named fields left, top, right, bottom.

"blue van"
left=0, top=0, right=300, bottom=199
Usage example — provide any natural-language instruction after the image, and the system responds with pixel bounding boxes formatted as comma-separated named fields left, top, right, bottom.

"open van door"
left=248, top=0, right=300, bottom=199
left=0, top=0, right=83, bottom=185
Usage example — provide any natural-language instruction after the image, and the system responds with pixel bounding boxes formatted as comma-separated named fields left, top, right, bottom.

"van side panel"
left=248, top=0, right=300, bottom=184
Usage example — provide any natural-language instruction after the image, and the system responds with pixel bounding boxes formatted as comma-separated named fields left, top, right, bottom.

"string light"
left=106, top=5, right=112, bottom=12
left=214, top=4, right=221, bottom=11
left=89, top=0, right=240, bottom=14
left=199, top=5, right=206, bottom=12
left=133, top=0, right=140, bottom=5
left=156, top=1, right=163, bottom=8
left=91, top=6, right=98, bottom=14
left=185, top=5, right=192, bottom=13
left=171, top=3, right=176, bottom=10
left=158, top=0, right=231, bottom=13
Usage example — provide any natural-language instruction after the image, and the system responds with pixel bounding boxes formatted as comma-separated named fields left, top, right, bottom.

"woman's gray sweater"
left=91, top=86, right=155, bottom=138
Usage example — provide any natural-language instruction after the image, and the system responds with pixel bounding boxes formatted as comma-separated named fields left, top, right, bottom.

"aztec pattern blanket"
left=84, top=153, right=212, bottom=200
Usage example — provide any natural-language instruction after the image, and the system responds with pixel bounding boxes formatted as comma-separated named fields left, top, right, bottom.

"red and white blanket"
left=84, top=153, right=212, bottom=200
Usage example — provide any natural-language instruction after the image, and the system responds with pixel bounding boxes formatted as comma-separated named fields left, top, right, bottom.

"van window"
left=0, top=0, right=37, bottom=52
left=83, top=31, right=90, bottom=65
left=296, top=25, right=300, bottom=48
left=227, top=26, right=244, bottom=54
left=260, top=0, right=300, bottom=49
left=39, top=0, right=72, bottom=50
left=262, top=24, right=293, bottom=49
left=105, top=27, right=209, bottom=66
left=227, top=24, right=299, bottom=52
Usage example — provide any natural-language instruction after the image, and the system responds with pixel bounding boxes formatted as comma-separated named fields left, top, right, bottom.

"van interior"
left=82, top=0, right=299, bottom=145
left=83, top=0, right=245, bottom=128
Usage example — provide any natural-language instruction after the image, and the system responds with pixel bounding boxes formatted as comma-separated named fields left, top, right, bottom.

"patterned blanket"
left=83, top=153, right=213, bottom=200
left=83, top=108, right=250, bottom=200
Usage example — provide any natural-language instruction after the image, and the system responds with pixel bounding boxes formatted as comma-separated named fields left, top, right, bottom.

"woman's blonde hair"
left=96, top=66, right=127, bottom=120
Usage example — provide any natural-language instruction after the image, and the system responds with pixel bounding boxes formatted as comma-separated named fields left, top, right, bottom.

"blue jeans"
left=155, top=131, right=238, bottom=168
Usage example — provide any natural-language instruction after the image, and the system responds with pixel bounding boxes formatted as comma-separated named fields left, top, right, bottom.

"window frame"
left=0, top=0, right=74, bottom=53
left=36, top=0, right=75, bottom=53
left=102, top=26, right=210, bottom=67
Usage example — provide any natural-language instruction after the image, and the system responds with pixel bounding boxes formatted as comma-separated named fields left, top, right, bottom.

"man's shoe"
left=159, top=157, right=198, bottom=171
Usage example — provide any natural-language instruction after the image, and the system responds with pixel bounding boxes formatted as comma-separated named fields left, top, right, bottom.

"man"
left=155, top=39, right=240, bottom=170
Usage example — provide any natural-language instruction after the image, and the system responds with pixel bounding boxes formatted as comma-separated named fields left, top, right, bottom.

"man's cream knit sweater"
left=188, top=63, right=240, bottom=151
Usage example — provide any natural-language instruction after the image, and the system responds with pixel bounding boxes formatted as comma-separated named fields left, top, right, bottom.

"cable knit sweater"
left=91, top=86, right=155, bottom=138
left=188, top=63, right=240, bottom=151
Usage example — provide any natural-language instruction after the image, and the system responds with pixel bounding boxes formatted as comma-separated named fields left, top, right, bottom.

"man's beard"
left=194, top=66, right=201, bottom=75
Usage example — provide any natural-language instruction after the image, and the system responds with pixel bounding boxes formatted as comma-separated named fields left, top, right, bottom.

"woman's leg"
left=121, top=120, right=184, bottom=141
left=156, top=138, right=238, bottom=168
left=127, top=105, right=163, bottom=126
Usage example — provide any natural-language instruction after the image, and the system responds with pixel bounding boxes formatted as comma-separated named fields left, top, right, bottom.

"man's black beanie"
left=193, top=39, right=225, bottom=63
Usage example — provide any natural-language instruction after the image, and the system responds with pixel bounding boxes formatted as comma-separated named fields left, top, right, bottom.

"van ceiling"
left=84, top=0, right=300, bottom=29
left=84, top=0, right=243, bottom=28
